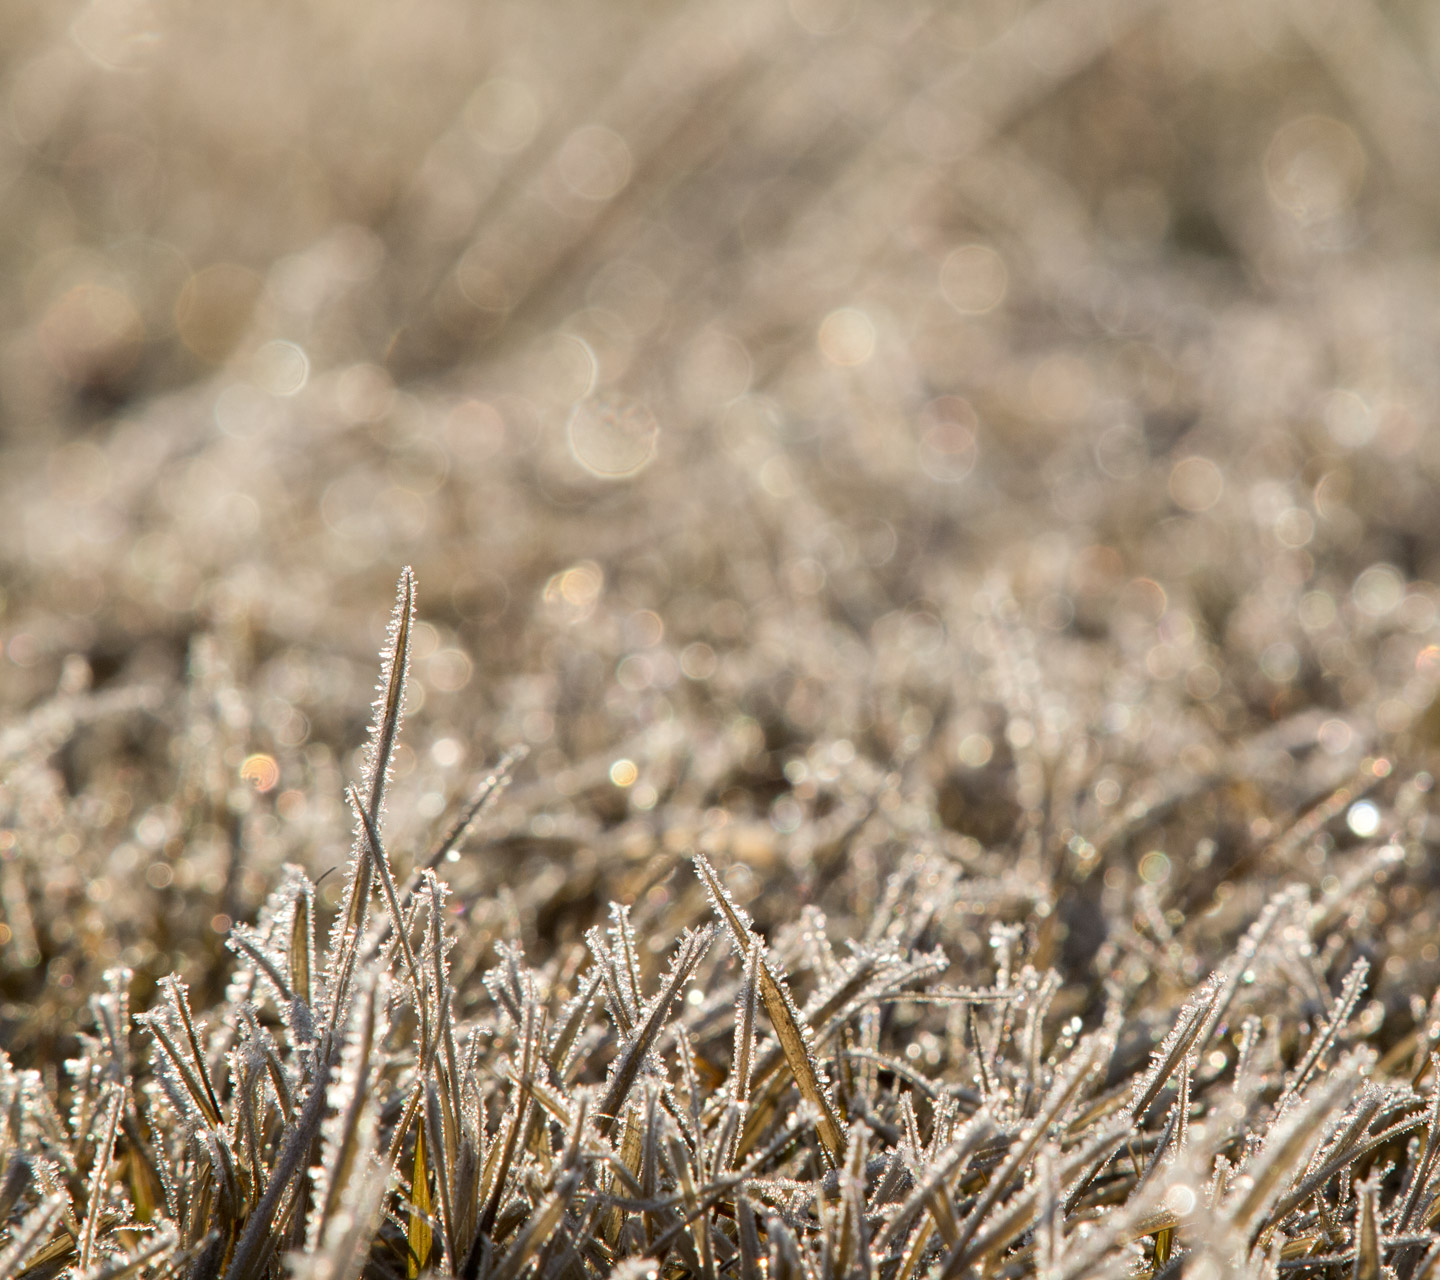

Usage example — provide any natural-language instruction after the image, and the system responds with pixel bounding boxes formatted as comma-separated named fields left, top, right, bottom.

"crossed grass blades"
left=2, top=569, right=1440, bottom=1279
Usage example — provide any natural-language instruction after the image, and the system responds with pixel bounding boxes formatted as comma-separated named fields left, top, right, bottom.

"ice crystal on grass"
left=322, top=569, right=416, bottom=1039
left=6, top=544, right=1440, bottom=1276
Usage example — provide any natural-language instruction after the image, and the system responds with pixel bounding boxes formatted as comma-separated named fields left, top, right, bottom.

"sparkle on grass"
left=1139, top=850, right=1171, bottom=884
left=240, top=753, right=279, bottom=792
left=1346, top=799, right=1380, bottom=838
left=1165, top=1184, right=1197, bottom=1215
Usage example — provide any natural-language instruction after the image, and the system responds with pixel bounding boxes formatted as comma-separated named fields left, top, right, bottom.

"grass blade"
left=693, top=853, right=846, bottom=1165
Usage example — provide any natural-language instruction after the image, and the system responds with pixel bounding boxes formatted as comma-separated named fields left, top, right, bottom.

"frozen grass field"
left=5, top=0, right=1440, bottom=1275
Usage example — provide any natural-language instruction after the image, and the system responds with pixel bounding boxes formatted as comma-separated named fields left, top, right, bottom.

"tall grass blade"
left=325, top=567, right=416, bottom=1030
left=693, top=853, right=846, bottom=1164
left=407, top=1107, right=433, bottom=1278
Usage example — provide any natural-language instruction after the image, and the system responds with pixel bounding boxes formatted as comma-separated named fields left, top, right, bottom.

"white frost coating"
left=692, top=853, right=846, bottom=1163
left=1281, top=957, right=1369, bottom=1105
left=732, top=937, right=762, bottom=1106
left=1195, top=886, right=1306, bottom=1054
left=596, top=925, right=715, bottom=1133
left=1223, top=1049, right=1369, bottom=1235
left=306, top=971, right=390, bottom=1255
left=0, top=1193, right=68, bottom=1278
left=1129, top=975, right=1221, bottom=1121
left=321, top=568, right=417, bottom=1031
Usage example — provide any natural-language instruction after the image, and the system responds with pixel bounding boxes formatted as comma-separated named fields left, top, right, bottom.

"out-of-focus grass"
left=4, top=0, right=1440, bottom=1275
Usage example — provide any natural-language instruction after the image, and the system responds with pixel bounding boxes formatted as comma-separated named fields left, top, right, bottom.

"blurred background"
left=4, top=0, right=1440, bottom=1057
